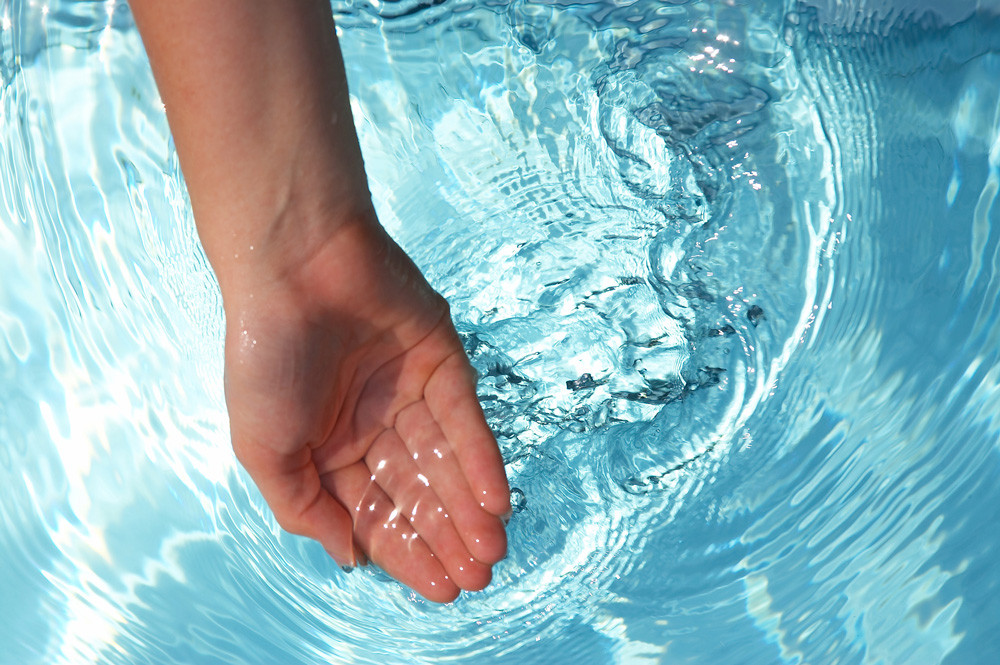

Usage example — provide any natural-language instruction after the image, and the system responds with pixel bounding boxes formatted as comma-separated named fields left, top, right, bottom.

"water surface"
left=2, top=0, right=999, bottom=663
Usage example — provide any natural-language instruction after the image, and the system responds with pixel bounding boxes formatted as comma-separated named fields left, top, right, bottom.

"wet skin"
left=225, top=217, right=511, bottom=602
left=127, top=0, right=511, bottom=602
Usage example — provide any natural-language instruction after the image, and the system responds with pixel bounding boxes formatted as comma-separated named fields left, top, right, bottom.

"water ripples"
left=2, top=0, right=1000, bottom=663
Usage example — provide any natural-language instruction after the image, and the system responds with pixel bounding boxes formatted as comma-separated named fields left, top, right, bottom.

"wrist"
left=202, top=192, right=381, bottom=309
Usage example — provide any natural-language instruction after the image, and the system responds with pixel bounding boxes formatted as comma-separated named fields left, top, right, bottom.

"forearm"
left=128, top=0, right=374, bottom=292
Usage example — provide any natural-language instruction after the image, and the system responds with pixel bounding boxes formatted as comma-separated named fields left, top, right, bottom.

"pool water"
left=2, top=0, right=1000, bottom=663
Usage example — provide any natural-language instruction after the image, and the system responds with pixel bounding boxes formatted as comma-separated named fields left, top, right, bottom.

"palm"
left=221, top=223, right=510, bottom=602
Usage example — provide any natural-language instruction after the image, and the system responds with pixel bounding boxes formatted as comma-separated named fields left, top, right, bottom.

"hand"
left=125, top=0, right=508, bottom=602
left=221, top=216, right=511, bottom=602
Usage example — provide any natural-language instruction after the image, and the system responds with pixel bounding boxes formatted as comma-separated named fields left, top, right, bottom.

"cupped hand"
left=220, top=218, right=510, bottom=603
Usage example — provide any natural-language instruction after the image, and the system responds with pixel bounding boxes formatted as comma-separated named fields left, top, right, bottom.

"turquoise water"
left=2, top=0, right=1000, bottom=663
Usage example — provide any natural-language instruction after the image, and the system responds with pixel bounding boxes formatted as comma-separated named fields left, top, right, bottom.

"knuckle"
left=272, top=505, right=312, bottom=538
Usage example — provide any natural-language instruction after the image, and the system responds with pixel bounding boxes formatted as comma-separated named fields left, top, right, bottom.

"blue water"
left=2, top=0, right=1000, bottom=663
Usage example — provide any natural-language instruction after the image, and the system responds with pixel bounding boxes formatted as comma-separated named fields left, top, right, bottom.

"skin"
left=127, top=0, right=511, bottom=603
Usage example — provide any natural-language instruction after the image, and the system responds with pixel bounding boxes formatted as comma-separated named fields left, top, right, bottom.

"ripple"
left=346, top=3, right=843, bottom=654
left=3, top=0, right=1000, bottom=663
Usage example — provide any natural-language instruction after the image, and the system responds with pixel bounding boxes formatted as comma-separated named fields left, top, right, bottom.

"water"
left=2, top=0, right=1000, bottom=663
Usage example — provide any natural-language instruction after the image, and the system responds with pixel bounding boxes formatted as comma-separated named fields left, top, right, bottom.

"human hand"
left=125, top=0, right=509, bottom=602
left=220, top=216, right=511, bottom=602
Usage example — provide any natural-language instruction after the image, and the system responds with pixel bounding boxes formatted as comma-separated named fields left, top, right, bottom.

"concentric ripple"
left=2, top=0, right=1000, bottom=664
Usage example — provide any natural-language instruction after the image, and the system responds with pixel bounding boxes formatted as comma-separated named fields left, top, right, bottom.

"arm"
left=127, top=0, right=369, bottom=289
left=128, top=0, right=511, bottom=603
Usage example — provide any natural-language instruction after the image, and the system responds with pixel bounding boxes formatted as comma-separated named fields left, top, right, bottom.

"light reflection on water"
left=2, top=0, right=1000, bottom=663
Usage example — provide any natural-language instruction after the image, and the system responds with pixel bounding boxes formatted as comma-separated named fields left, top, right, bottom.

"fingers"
left=230, top=315, right=511, bottom=603
left=235, top=434, right=486, bottom=602
left=232, top=439, right=358, bottom=567
left=394, top=401, right=508, bottom=564
left=350, top=319, right=510, bottom=518
left=424, top=352, right=512, bottom=517
left=324, top=461, right=463, bottom=603
left=363, top=430, right=498, bottom=589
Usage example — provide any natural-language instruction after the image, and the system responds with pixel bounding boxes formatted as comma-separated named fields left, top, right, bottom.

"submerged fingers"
left=394, top=400, right=507, bottom=564
left=323, top=461, right=461, bottom=603
left=363, top=430, right=496, bottom=590
left=373, top=325, right=510, bottom=519
left=424, top=353, right=512, bottom=517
